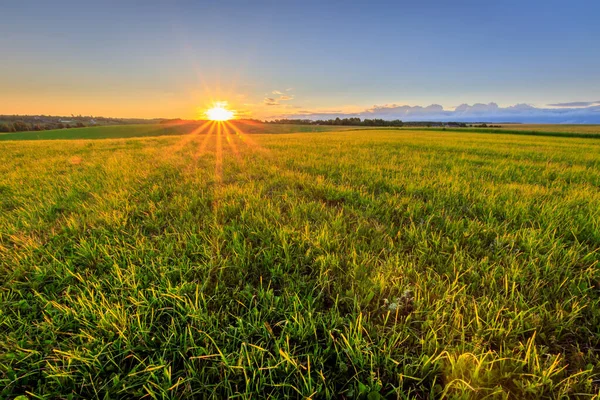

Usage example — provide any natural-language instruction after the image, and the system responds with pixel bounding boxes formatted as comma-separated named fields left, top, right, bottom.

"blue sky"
left=1, top=0, right=599, bottom=121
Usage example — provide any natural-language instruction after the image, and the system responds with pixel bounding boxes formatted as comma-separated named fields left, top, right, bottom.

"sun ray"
left=224, top=120, right=269, bottom=153
left=170, top=121, right=211, bottom=154
left=222, top=122, right=243, bottom=164
left=195, top=121, right=217, bottom=158
left=215, top=122, right=223, bottom=184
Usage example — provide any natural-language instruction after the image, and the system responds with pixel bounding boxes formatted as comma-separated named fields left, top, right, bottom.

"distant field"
left=1, top=125, right=599, bottom=398
left=402, top=124, right=600, bottom=139
left=2, top=121, right=600, bottom=142
left=0, top=121, right=347, bottom=141
left=500, top=124, right=600, bottom=134
left=0, top=124, right=179, bottom=141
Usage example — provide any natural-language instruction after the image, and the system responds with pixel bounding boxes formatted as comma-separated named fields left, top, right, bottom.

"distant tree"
left=266, top=117, right=408, bottom=127
left=160, top=118, right=183, bottom=124
left=0, top=123, right=15, bottom=132
left=12, top=121, right=30, bottom=132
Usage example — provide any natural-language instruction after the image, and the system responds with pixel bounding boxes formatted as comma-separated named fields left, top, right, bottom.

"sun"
left=206, top=102, right=234, bottom=121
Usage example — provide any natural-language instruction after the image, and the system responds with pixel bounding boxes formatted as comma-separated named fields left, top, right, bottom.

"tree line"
left=0, top=121, right=86, bottom=132
left=266, top=117, right=404, bottom=126
left=265, top=118, right=469, bottom=127
left=0, top=114, right=163, bottom=133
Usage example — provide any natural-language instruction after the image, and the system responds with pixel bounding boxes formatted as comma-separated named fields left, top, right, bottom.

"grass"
left=0, top=121, right=347, bottom=141
left=397, top=125, right=600, bottom=139
left=0, top=124, right=180, bottom=141
left=1, top=123, right=599, bottom=398
left=499, top=124, right=600, bottom=134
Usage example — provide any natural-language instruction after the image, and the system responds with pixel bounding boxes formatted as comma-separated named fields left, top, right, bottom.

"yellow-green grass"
left=398, top=124, right=600, bottom=139
left=0, top=121, right=348, bottom=141
left=1, top=126, right=599, bottom=398
left=499, top=124, right=600, bottom=134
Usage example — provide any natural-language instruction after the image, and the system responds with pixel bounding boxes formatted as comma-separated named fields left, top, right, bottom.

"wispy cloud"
left=547, top=101, right=600, bottom=107
left=264, top=90, right=295, bottom=105
left=263, top=97, right=279, bottom=106
left=234, top=109, right=252, bottom=117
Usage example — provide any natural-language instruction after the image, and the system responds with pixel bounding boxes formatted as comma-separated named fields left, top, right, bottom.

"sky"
left=1, top=0, right=600, bottom=122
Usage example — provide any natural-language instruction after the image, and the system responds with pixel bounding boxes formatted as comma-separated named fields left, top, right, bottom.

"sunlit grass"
left=0, top=128, right=599, bottom=398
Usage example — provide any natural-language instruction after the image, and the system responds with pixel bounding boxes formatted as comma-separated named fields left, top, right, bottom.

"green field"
left=1, top=123, right=599, bottom=398
left=0, top=121, right=347, bottom=141
left=408, top=125, right=600, bottom=139
left=499, top=124, right=600, bottom=135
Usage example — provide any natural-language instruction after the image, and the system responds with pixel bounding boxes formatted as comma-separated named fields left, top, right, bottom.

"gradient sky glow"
left=1, top=0, right=599, bottom=120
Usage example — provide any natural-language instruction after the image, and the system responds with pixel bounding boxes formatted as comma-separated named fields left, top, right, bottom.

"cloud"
left=271, top=102, right=600, bottom=123
left=234, top=109, right=253, bottom=117
left=286, top=88, right=294, bottom=92
left=263, top=91, right=295, bottom=105
left=364, top=103, right=445, bottom=117
left=263, top=97, right=279, bottom=106
left=547, top=101, right=600, bottom=107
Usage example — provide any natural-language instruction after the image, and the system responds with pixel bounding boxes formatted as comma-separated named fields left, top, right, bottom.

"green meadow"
left=0, top=121, right=347, bottom=141
left=1, top=123, right=599, bottom=398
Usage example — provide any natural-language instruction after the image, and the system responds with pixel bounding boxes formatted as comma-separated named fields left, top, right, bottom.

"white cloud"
left=273, top=102, right=600, bottom=123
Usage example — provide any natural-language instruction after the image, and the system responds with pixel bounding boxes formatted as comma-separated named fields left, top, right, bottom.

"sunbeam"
left=170, top=121, right=211, bottom=154
left=222, top=122, right=242, bottom=164
left=224, top=121, right=269, bottom=153
left=214, top=122, right=223, bottom=184
left=194, top=121, right=217, bottom=158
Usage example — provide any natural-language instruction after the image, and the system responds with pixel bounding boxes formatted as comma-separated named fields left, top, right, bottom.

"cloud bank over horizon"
left=272, top=102, right=600, bottom=124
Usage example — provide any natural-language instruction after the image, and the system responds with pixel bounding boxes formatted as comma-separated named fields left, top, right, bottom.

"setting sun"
left=206, top=102, right=234, bottom=121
